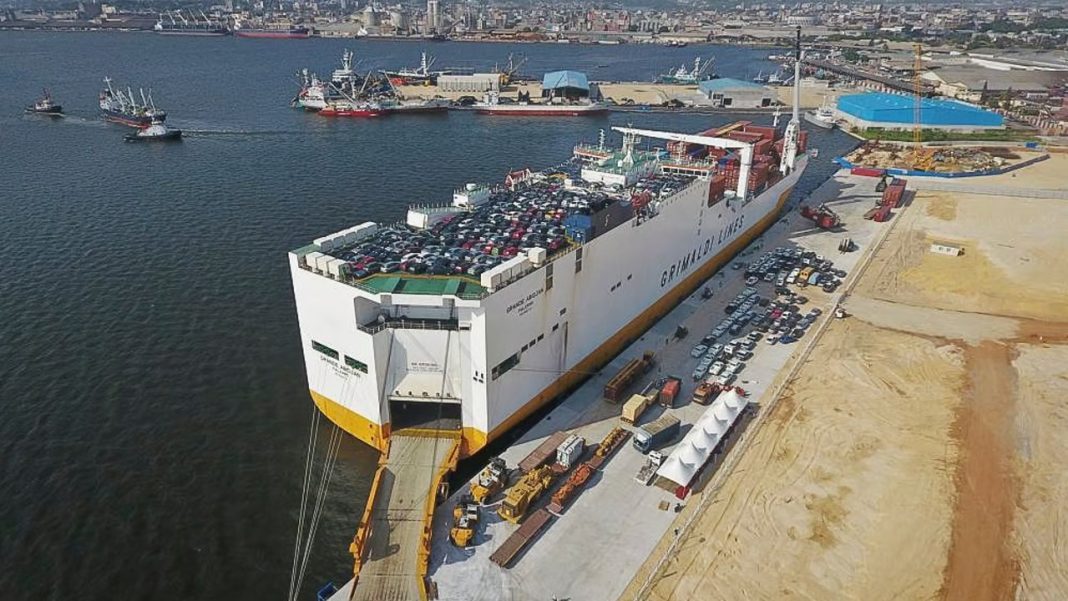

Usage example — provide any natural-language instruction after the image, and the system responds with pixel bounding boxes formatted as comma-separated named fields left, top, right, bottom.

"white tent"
left=656, top=389, right=750, bottom=488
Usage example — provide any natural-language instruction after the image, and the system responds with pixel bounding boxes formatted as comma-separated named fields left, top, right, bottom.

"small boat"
left=26, top=89, right=63, bottom=116
left=124, top=119, right=182, bottom=142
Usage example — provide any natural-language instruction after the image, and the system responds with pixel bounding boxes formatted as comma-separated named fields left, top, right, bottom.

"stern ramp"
left=350, top=432, right=459, bottom=601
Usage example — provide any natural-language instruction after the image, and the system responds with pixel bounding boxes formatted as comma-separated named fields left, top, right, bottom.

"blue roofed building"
left=697, top=78, right=775, bottom=108
left=541, top=70, right=595, bottom=100
left=837, top=92, right=1004, bottom=131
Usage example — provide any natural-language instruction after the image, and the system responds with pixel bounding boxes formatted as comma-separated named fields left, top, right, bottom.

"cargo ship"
left=233, top=23, right=310, bottom=39
left=153, top=10, right=230, bottom=36
left=99, top=77, right=166, bottom=127
left=291, top=30, right=809, bottom=600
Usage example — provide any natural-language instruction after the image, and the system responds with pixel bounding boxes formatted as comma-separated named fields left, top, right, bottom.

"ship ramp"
left=350, top=431, right=459, bottom=601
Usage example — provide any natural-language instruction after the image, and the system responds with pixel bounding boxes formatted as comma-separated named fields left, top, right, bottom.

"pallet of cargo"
left=588, top=427, right=631, bottom=470
left=489, top=508, right=553, bottom=568
left=518, top=431, right=569, bottom=474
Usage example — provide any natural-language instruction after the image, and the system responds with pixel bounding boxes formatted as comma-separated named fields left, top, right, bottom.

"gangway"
left=347, top=431, right=460, bottom=601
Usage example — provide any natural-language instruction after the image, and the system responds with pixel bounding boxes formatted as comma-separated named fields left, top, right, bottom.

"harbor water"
left=0, top=32, right=859, bottom=601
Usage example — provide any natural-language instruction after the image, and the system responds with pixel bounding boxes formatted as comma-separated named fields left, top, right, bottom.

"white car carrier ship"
left=287, top=30, right=811, bottom=601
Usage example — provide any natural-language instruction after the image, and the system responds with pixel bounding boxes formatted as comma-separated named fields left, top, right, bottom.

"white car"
left=692, top=365, right=707, bottom=380
left=690, top=345, right=708, bottom=358
left=787, top=269, right=800, bottom=284
left=716, top=373, right=735, bottom=386
left=709, top=362, right=725, bottom=376
left=723, top=343, right=736, bottom=356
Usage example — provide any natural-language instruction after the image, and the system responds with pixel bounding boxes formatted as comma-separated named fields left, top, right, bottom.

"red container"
left=727, top=131, right=763, bottom=144
left=799, top=131, right=809, bottom=153
left=851, top=166, right=886, bottom=177
left=743, top=124, right=779, bottom=142
left=754, top=139, right=773, bottom=157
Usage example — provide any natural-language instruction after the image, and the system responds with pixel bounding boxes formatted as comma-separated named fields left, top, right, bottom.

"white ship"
left=288, top=29, right=810, bottom=600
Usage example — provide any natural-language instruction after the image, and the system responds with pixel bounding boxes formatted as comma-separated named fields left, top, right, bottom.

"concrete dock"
left=423, top=170, right=892, bottom=601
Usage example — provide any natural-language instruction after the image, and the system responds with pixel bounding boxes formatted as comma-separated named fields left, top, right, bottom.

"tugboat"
left=123, top=118, right=182, bottom=142
left=25, top=89, right=63, bottom=116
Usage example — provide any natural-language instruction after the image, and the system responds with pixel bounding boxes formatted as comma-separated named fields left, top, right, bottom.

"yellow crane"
left=910, top=43, right=932, bottom=170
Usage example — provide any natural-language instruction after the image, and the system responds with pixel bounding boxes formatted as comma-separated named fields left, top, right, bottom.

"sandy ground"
left=1011, top=344, right=1068, bottom=601
left=621, top=160, right=1068, bottom=601
left=625, top=320, right=963, bottom=601
left=856, top=191, right=1068, bottom=322
left=968, top=153, right=1068, bottom=190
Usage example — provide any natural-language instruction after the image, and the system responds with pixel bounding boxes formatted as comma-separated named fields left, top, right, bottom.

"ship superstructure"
left=99, top=77, right=166, bottom=127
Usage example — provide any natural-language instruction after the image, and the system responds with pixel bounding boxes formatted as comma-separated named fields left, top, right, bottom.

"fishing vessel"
left=233, top=23, right=311, bottom=39
left=474, top=90, right=608, bottom=116
left=123, top=119, right=182, bottom=142
left=287, top=29, right=811, bottom=600
left=99, top=77, right=166, bottom=127
left=656, top=56, right=715, bottom=84
left=25, top=89, right=63, bottom=116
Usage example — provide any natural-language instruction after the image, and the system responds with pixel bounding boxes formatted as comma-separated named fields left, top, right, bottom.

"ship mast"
left=780, top=26, right=802, bottom=175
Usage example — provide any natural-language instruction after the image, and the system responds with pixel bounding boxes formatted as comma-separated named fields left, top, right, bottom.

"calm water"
left=0, top=32, right=857, bottom=601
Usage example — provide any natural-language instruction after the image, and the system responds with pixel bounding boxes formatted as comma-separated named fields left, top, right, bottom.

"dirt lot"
left=622, top=163, right=1068, bottom=601
left=626, top=319, right=963, bottom=601
left=857, top=191, right=1068, bottom=323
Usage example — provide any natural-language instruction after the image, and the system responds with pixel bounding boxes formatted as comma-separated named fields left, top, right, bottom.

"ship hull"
left=235, top=30, right=310, bottom=39
left=291, top=154, right=808, bottom=458
left=804, top=111, right=836, bottom=130
left=474, top=104, right=608, bottom=116
left=156, top=29, right=230, bottom=37
left=318, top=107, right=386, bottom=118
left=101, top=109, right=166, bottom=128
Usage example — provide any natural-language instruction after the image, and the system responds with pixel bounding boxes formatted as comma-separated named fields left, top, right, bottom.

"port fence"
left=633, top=173, right=905, bottom=601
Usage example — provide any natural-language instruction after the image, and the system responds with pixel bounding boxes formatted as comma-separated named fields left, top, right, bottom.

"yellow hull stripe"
left=309, top=186, right=794, bottom=459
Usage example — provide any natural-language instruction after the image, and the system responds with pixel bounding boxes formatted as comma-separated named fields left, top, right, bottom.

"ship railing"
left=357, top=316, right=462, bottom=335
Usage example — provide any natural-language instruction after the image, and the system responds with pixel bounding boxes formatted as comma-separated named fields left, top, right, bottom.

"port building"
left=836, top=92, right=1004, bottom=131
left=697, top=78, right=775, bottom=109
left=542, top=70, right=595, bottom=100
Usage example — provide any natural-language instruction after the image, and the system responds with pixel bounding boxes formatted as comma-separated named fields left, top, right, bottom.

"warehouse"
left=438, top=73, right=501, bottom=93
left=697, top=78, right=775, bottom=109
left=541, top=70, right=597, bottom=100
left=836, top=92, right=1004, bottom=132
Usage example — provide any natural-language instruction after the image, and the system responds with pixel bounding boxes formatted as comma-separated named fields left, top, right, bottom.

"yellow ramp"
left=351, top=432, right=459, bottom=601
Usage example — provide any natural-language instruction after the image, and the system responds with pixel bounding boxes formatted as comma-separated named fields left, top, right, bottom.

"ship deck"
left=299, top=152, right=703, bottom=295
left=351, top=433, right=459, bottom=601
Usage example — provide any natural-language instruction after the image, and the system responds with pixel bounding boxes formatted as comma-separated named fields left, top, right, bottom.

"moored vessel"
left=233, top=23, right=310, bottom=39
left=804, top=102, right=837, bottom=130
left=154, top=10, right=230, bottom=36
left=318, top=100, right=386, bottom=117
left=656, top=56, right=715, bottom=84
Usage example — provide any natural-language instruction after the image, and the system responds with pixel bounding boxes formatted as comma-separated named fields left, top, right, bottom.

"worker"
left=674, top=528, right=680, bottom=537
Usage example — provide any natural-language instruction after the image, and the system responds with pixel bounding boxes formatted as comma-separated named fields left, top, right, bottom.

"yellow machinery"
left=449, top=496, right=480, bottom=547
left=470, top=457, right=508, bottom=505
left=498, top=465, right=554, bottom=524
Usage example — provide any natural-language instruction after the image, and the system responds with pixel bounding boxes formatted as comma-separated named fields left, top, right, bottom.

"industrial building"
left=697, top=78, right=775, bottom=109
left=541, top=70, right=597, bottom=100
left=438, top=73, right=501, bottom=93
left=836, top=92, right=1005, bottom=131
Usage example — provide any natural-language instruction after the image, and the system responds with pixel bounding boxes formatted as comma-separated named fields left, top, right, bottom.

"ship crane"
left=612, top=126, right=755, bottom=201
left=780, top=25, right=802, bottom=176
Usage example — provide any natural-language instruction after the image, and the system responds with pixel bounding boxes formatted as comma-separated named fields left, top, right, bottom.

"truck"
left=634, top=450, right=664, bottom=485
left=603, top=351, right=656, bottom=402
left=498, top=465, right=555, bottom=524
left=692, top=381, right=722, bottom=405
left=632, top=414, right=681, bottom=454
left=658, top=377, right=681, bottom=408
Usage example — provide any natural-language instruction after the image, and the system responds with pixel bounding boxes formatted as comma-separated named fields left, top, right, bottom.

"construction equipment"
left=838, top=238, right=856, bottom=253
left=470, top=457, right=509, bottom=505
left=498, top=465, right=555, bottom=524
left=548, top=462, right=595, bottom=513
left=800, top=204, right=841, bottom=229
left=590, top=427, right=630, bottom=469
left=449, top=495, right=481, bottom=547
left=692, top=381, right=723, bottom=405
left=554, top=434, right=586, bottom=471
left=603, top=351, right=656, bottom=402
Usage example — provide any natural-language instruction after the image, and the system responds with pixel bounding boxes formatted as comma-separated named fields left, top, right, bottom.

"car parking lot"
left=689, top=245, right=848, bottom=386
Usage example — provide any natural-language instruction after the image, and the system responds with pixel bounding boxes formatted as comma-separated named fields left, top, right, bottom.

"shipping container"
left=659, top=377, right=681, bottom=407
left=555, top=435, right=586, bottom=470
left=621, top=393, right=653, bottom=425
left=851, top=166, right=886, bottom=178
